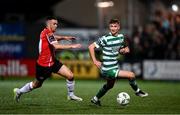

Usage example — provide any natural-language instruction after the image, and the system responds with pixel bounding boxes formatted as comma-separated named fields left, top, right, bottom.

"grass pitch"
left=0, top=78, right=180, bottom=114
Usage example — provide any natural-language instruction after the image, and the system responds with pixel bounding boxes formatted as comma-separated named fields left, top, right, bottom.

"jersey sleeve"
left=94, top=36, right=106, bottom=48
left=123, top=35, right=128, bottom=47
left=46, top=34, right=58, bottom=44
left=119, top=34, right=128, bottom=48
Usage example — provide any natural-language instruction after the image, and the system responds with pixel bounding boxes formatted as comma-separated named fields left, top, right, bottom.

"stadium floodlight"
left=96, top=1, right=114, bottom=8
left=172, top=4, right=179, bottom=12
left=95, top=0, right=114, bottom=35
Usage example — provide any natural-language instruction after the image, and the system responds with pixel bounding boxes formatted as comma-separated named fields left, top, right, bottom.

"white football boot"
left=13, top=88, right=21, bottom=102
left=67, top=95, right=83, bottom=101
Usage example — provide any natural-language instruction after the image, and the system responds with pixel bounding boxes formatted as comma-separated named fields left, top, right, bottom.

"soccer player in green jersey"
left=88, top=19, right=148, bottom=106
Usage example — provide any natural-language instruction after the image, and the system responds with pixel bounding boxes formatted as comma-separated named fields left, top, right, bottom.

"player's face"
left=109, top=23, right=120, bottom=36
left=49, top=19, right=58, bottom=32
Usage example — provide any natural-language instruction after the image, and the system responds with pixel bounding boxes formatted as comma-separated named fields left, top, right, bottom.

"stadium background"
left=0, top=0, right=180, bottom=114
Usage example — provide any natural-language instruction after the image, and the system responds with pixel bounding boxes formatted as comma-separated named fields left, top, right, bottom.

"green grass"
left=0, top=78, right=180, bottom=114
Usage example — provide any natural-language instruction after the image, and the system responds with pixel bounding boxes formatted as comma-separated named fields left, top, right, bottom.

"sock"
left=66, top=79, right=75, bottom=96
left=136, top=88, right=140, bottom=93
left=93, top=96, right=98, bottom=101
left=19, top=82, right=33, bottom=94
left=96, top=84, right=109, bottom=99
left=129, top=78, right=139, bottom=92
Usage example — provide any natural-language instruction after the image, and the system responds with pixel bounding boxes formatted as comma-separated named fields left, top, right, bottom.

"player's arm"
left=52, top=43, right=81, bottom=50
left=54, top=35, right=76, bottom=41
left=119, top=35, right=130, bottom=54
left=47, top=34, right=81, bottom=49
left=52, top=42, right=81, bottom=50
left=88, top=42, right=101, bottom=69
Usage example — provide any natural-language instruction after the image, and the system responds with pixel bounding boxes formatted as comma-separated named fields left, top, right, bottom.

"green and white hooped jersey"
left=94, top=33, right=126, bottom=78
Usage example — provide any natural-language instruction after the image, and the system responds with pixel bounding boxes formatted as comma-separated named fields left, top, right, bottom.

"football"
left=117, top=92, right=130, bottom=106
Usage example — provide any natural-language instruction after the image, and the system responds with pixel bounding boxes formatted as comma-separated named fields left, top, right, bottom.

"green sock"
left=129, top=78, right=138, bottom=92
left=96, top=84, right=109, bottom=99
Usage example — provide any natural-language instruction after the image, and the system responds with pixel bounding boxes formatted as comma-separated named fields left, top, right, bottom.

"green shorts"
left=101, top=69, right=119, bottom=79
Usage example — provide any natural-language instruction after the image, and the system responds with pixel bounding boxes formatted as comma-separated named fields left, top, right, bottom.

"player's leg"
left=13, top=80, right=43, bottom=102
left=91, top=79, right=115, bottom=106
left=13, top=63, right=50, bottom=102
left=55, top=63, right=82, bottom=101
left=117, top=70, right=148, bottom=97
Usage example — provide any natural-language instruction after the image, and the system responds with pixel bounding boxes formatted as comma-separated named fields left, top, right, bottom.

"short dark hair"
left=45, top=16, right=58, bottom=27
left=46, top=16, right=57, bottom=21
left=109, top=19, right=120, bottom=24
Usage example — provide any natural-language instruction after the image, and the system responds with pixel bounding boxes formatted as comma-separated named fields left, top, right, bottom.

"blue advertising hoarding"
left=0, top=23, right=26, bottom=59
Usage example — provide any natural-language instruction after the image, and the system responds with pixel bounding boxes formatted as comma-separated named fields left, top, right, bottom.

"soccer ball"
left=117, top=92, right=130, bottom=106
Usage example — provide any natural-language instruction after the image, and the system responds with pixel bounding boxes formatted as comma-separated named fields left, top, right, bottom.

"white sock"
left=66, top=79, right=75, bottom=96
left=136, top=88, right=140, bottom=93
left=19, top=82, right=33, bottom=94
left=94, top=96, right=98, bottom=101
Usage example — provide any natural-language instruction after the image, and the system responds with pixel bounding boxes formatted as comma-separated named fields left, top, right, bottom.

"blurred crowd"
left=129, top=10, right=180, bottom=60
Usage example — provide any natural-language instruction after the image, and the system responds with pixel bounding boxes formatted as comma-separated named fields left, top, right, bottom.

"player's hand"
left=93, top=60, right=101, bottom=69
left=72, top=44, right=82, bottom=48
left=119, top=47, right=129, bottom=54
left=66, top=36, right=76, bottom=40
left=71, top=36, right=76, bottom=40
left=119, top=48, right=126, bottom=54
